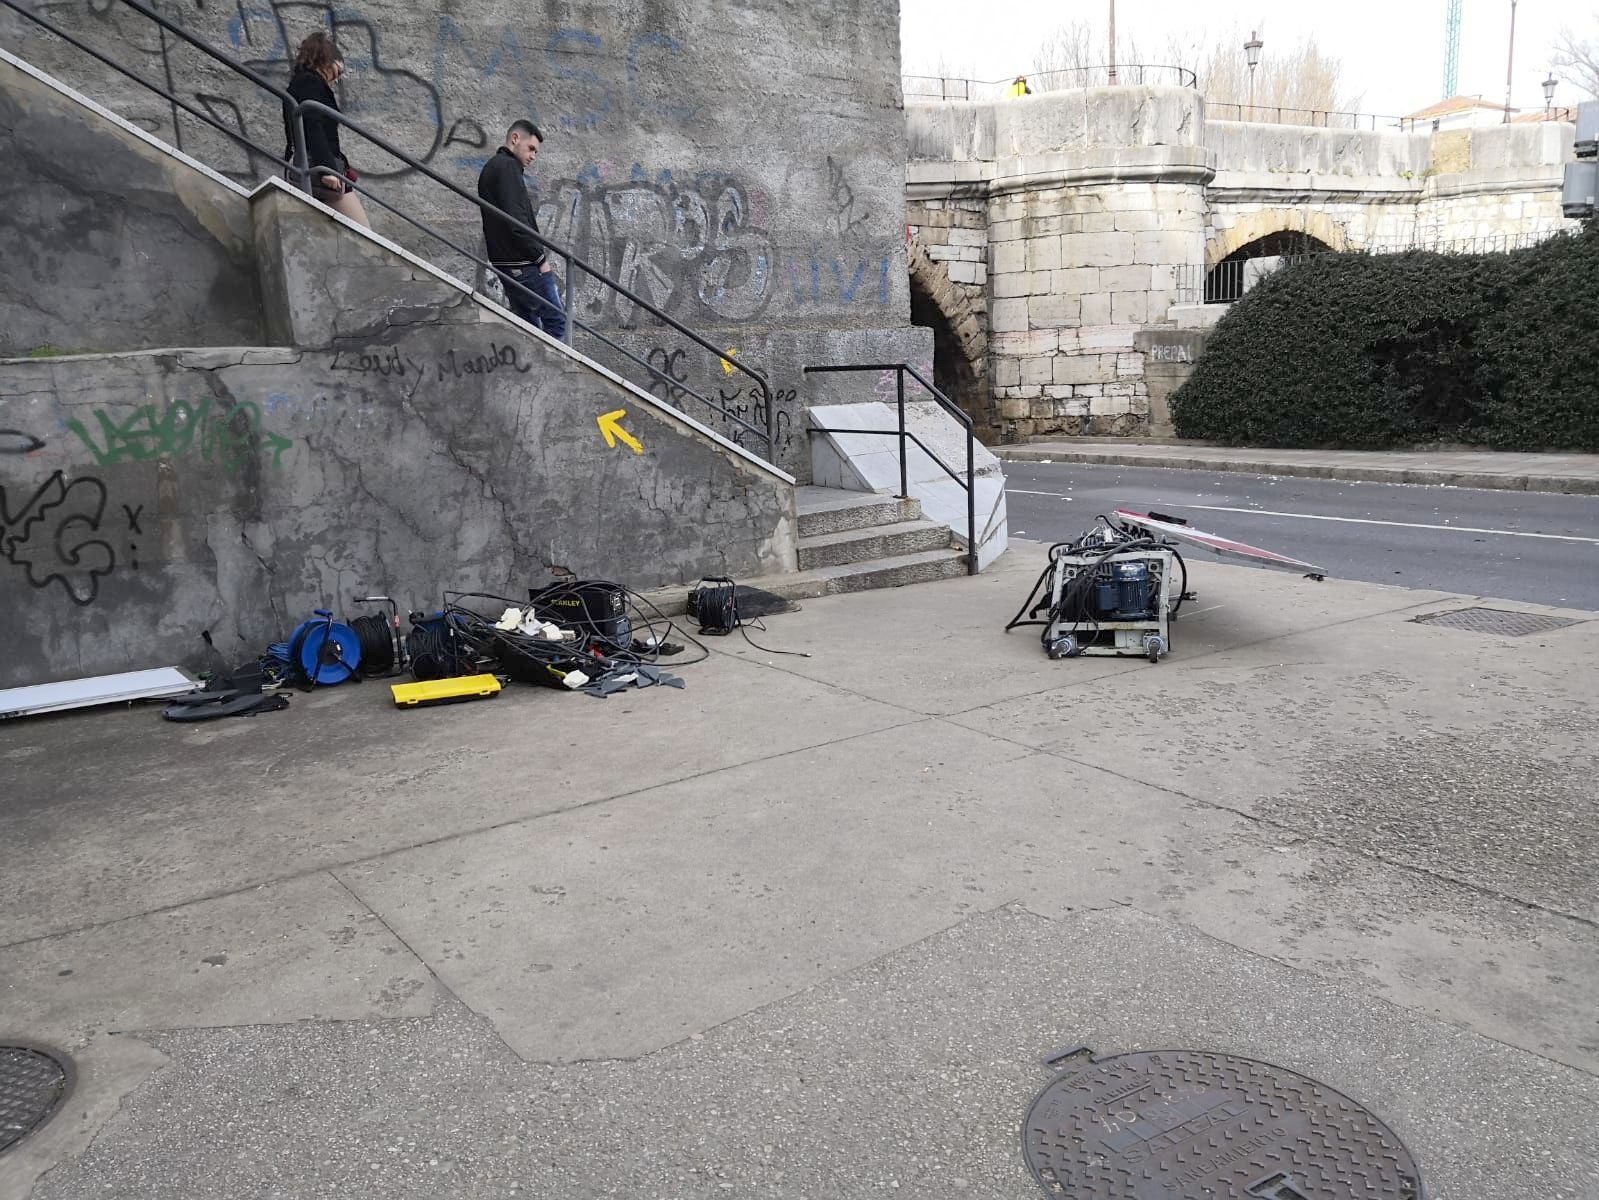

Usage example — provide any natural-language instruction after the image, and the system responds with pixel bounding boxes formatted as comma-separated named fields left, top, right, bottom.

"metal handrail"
left=5, top=0, right=774, bottom=463
left=803, top=364, right=977, bottom=575
left=903, top=64, right=1198, bottom=100
left=1203, top=101, right=1404, bottom=131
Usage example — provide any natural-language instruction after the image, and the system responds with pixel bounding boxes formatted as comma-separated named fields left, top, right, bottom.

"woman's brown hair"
left=293, top=31, right=342, bottom=74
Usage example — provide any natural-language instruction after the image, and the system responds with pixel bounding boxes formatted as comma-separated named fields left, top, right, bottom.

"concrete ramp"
left=806, top=401, right=1008, bottom=570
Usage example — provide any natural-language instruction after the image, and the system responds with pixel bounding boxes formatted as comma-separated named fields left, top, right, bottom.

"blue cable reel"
left=282, top=608, right=362, bottom=686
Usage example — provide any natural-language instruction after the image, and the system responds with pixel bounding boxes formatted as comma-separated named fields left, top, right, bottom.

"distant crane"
left=1443, top=0, right=1463, bottom=96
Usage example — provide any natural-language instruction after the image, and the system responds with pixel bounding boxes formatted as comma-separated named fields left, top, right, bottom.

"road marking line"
left=1165, top=503, right=1599, bottom=545
left=1003, top=489, right=1599, bottom=545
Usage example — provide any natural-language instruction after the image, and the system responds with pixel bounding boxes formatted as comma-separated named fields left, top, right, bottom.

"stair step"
left=798, top=520, right=953, bottom=570
left=806, top=548, right=971, bottom=593
left=638, top=548, right=973, bottom=617
left=795, top=486, right=921, bottom=537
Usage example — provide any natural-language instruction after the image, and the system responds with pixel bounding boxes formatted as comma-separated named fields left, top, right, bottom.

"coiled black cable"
left=350, top=614, right=395, bottom=674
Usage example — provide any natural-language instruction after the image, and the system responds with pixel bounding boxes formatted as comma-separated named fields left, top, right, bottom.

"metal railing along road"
left=1178, top=228, right=1575, bottom=305
left=1203, top=102, right=1404, bottom=131
left=904, top=64, right=1196, bottom=102
left=2, top=0, right=777, bottom=464
left=802, top=364, right=977, bottom=576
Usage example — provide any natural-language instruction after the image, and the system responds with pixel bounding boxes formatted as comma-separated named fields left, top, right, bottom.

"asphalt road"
left=1003, top=461, right=1599, bottom=611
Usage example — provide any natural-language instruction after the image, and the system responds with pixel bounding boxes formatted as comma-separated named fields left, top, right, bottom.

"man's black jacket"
left=477, top=147, right=546, bottom=267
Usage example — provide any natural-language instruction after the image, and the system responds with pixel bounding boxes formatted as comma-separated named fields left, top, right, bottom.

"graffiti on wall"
left=0, top=470, right=117, bottom=605
left=34, top=0, right=703, bottom=181
left=536, top=165, right=776, bottom=325
left=66, top=397, right=293, bottom=475
left=639, top=343, right=800, bottom=456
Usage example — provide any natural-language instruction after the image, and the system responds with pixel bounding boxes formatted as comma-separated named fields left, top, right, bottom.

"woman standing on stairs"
left=282, top=31, right=370, bottom=229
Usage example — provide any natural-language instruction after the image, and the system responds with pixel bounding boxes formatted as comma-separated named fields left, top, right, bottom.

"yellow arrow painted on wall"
left=597, top=409, right=644, bottom=454
left=719, top=348, right=738, bottom=375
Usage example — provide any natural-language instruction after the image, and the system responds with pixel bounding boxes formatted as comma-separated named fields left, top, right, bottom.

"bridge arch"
left=906, top=235, right=993, bottom=435
left=1204, top=208, right=1351, bottom=268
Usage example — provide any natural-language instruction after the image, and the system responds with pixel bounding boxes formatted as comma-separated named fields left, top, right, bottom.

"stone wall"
left=0, top=51, right=265, bottom=357
left=906, top=91, right=1578, bottom=441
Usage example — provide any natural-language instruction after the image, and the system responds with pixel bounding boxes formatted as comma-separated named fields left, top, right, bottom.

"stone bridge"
left=904, top=86, right=1578, bottom=439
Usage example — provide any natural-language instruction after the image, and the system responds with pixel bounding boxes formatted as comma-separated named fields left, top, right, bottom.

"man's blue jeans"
left=498, top=263, right=567, bottom=342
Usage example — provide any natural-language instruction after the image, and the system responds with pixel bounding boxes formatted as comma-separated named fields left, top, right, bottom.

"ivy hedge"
left=1171, top=224, right=1599, bottom=450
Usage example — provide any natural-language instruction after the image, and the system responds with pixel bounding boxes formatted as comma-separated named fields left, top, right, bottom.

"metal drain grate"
left=0, top=1044, right=73, bottom=1155
left=1414, top=607, right=1582, bottom=637
left=1023, top=1047, right=1423, bottom=1199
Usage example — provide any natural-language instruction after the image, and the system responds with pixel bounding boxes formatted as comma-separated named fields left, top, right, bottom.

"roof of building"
left=1403, top=95, right=1510, bottom=120
left=1509, top=106, right=1577, bottom=123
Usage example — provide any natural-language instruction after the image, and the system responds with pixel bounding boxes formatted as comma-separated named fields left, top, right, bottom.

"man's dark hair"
left=507, top=119, right=544, bottom=143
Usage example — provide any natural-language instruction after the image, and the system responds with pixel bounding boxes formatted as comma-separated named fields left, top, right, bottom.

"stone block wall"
left=908, top=196, right=990, bottom=290
left=981, top=177, right=1206, bottom=439
left=909, top=90, right=1575, bottom=442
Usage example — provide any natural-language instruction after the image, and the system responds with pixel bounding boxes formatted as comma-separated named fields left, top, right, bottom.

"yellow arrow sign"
left=719, top=348, right=738, bottom=376
left=597, top=408, right=644, bottom=454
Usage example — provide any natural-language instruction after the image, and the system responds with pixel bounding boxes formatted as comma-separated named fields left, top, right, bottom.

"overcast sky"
left=899, top=0, right=1586, bottom=117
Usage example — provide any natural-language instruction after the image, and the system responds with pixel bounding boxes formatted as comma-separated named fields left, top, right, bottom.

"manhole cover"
left=0, top=1044, right=73, bottom=1155
left=1414, top=607, right=1581, bottom=637
left=1022, top=1048, right=1422, bottom=1199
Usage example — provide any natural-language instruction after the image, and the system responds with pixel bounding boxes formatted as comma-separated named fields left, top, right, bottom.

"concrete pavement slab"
left=0, top=871, right=435, bottom=1043
left=950, top=581, right=1599, bottom=922
left=0, top=653, right=916, bottom=944
left=337, top=718, right=1072, bottom=1062
left=25, top=907, right=1599, bottom=1200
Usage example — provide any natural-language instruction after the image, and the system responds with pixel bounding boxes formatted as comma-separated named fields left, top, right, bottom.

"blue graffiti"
left=790, top=256, right=893, bottom=306
left=546, top=28, right=611, bottom=134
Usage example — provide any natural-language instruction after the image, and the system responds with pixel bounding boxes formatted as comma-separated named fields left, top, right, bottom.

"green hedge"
left=1171, top=224, right=1599, bottom=450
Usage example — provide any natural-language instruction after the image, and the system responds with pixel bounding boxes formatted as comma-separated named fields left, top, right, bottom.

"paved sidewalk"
left=2, top=546, right=1596, bottom=1199
left=995, top=440, right=1599, bottom=494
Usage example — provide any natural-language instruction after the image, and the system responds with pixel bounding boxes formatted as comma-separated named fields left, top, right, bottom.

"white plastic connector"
left=495, top=607, right=525, bottom=631
left=561, top=670, right=590, bottom=689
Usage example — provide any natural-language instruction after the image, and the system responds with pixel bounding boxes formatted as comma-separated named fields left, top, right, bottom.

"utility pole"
left=1108, top=0, right=1118, bottom=85
left=1503, top=0, right=1517, bottom=123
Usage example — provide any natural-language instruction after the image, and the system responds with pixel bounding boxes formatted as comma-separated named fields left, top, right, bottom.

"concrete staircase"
left=794, top=486, right=969, bottom=592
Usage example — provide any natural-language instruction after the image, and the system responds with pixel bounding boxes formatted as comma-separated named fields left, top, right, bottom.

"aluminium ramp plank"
left=0, top=668, right=198, bottom=719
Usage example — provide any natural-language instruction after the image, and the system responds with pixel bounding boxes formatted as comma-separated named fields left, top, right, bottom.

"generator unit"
left=1042, top=543, right=1175, bottom=661
left=1006, top=516, right=1186, bottom=662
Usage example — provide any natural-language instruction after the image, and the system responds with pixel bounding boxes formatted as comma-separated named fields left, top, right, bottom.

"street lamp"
left=1503, top=0, right=1517, bottom=123
left=1108, top=0, right=1118, bottom=85
left=1244, top=30, right=1263, bottom=117
left=1542, top=73, right=1558, bottom=114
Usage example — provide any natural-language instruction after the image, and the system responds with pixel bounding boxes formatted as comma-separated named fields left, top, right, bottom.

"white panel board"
left=0, top=668, right=197, bottom=719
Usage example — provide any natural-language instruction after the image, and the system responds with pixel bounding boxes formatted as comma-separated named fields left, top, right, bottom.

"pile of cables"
left=440, top=582, right=709, bottom=689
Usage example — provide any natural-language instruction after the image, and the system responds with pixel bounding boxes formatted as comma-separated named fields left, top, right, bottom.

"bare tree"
left=1187, top=28, right=1359, bottom=115
left=1027, top=18, right=1357, bottom=116
left=1554, top=14, right=1599, bottom=97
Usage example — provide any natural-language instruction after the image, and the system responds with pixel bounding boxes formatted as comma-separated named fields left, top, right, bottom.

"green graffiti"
left=67, top=398, right=294, bottom=475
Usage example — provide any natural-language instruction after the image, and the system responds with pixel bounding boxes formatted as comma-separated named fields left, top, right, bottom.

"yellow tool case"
left=390, top=674, right=503, bottom=707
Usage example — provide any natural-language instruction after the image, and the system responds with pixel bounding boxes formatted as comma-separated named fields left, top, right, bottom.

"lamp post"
left=1542, top=73, right=1557, bottom=116
left=1244, top=30, right=1263, bottom=118
left=1108, top=0, right=1118, bottom=85
left=1503, top=0, right=1517, bottom=123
